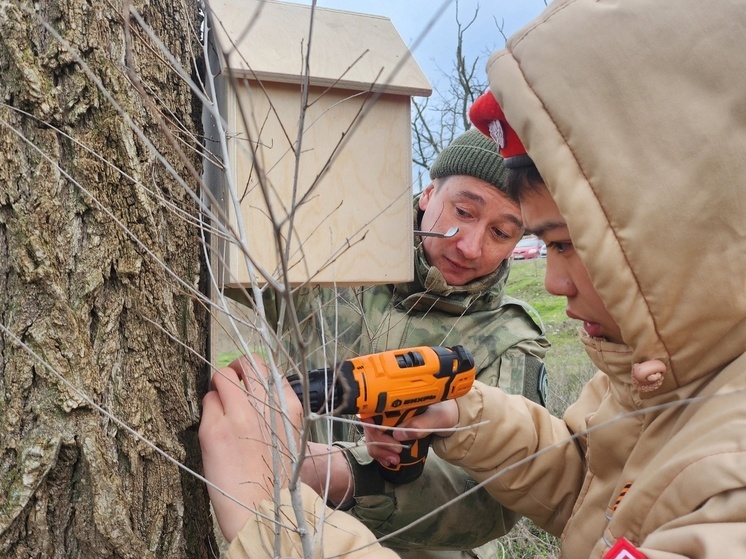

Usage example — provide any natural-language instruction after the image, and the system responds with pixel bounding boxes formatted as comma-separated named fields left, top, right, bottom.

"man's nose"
left=456, top=227, right=483, bottom=259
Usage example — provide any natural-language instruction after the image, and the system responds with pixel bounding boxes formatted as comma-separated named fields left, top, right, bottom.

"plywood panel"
left=221, top=80, right=414, bottom=286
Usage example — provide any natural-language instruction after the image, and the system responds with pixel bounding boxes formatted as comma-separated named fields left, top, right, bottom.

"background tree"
left=411, top=0, right=507, bottom=189
left=0, top=1, right=213, bottom=557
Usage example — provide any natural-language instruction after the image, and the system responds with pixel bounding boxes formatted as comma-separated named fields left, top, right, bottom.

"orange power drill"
left=289, top=345, right=476, bottom=484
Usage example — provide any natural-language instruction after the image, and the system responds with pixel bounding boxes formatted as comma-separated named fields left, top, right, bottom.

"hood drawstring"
left=632, top=360, right=666, bottom=392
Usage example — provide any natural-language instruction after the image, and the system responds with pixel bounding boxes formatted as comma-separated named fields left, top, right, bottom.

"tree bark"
left=0, top=1, right=212, bottom=557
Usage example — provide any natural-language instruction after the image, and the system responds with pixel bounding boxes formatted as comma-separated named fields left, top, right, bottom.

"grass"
left=505, top=258, right=597, bottom=418
left=216, top=350, right=244, bottom=368
left=505, top=258, right=573, bottom=342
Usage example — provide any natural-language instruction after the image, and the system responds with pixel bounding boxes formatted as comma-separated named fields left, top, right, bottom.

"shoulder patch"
left=523, top=355, right=548, bottom=407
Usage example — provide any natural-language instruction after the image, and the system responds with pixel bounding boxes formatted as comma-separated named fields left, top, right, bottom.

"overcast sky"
left=283, top=0, right=549, bottom=95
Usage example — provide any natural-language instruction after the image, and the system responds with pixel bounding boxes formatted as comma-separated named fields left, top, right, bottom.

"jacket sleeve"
left=227, top=483, right=400, bottom=559
left=434, top=380, right=593, bottom=537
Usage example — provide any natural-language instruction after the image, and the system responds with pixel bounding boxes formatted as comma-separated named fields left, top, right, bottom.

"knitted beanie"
left=429, top=127, right=509, bottom=192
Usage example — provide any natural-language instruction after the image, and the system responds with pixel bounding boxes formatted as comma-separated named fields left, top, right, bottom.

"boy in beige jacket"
left=200, top=1, right=746, bottom=557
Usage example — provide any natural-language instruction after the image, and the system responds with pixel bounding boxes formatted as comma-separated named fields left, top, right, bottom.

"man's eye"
left=455, top=206, right=471, bottom=218
left=492, top=228, right=509, bottom=240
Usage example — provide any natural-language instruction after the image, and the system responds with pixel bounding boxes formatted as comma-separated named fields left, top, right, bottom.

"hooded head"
left=416, top=127, right=524, bottom=287
left=485, top=0, right=746, bottom=392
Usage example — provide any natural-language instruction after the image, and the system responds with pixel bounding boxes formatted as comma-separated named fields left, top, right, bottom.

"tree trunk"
left=0, top=1, right=212, bottom=557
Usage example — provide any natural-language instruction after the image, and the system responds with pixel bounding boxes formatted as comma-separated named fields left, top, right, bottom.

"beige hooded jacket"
left=433, top=0, right=746, bottom=558
left=227, top=1, right=746, bottom=558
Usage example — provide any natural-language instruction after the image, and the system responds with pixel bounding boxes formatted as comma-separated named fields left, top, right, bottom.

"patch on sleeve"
left=602, top=538, right=648, bottom=559
left=537, top=362, right=548, bottom=407
left=522, top=354, right=548, bottom=407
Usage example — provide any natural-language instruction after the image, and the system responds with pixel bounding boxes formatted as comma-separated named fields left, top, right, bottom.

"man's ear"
left=419, top=183, right=436, bottom=211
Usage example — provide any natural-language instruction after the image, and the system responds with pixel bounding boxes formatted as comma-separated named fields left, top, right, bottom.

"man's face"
left=521, top=185, right=624, bottom=344
left=418, top=176, right=524, bottom=286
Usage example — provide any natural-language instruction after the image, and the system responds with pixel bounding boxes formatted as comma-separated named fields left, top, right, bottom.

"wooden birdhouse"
left=203, top=0, right=432, bottom=288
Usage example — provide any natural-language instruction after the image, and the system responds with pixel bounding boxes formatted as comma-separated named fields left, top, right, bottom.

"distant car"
left=539, top=243, right=547, bottom=258
left=512, top=236, right=544, bottom=260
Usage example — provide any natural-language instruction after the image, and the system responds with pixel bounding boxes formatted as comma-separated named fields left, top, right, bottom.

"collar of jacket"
left=579, top=327, right=635, bottom=386
left=394, top=197, right=510, bottom=314
left=580, top=328, right=681, bottom=399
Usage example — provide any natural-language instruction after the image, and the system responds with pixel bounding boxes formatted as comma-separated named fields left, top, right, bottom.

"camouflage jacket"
left=265, top=207, right=549, bottom=558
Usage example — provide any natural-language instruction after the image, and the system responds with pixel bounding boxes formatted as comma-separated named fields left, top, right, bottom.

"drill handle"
left=374, top=405, right=433, bottom=484
left=379, top=433, right=434, bottom=484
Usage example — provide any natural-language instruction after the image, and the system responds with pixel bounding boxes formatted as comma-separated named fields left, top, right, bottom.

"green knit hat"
left=429, top=127, right=508, bottom=192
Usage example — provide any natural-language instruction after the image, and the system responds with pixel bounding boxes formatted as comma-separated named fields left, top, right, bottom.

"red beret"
left=469, top=91, right=533, bottom=168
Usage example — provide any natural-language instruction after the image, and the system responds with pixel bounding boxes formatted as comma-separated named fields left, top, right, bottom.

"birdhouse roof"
left=207, top=0, right=432, bottom=96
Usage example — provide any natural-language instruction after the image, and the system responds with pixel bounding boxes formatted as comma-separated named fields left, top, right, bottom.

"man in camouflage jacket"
left=265, top=128, right=550, bottom=559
